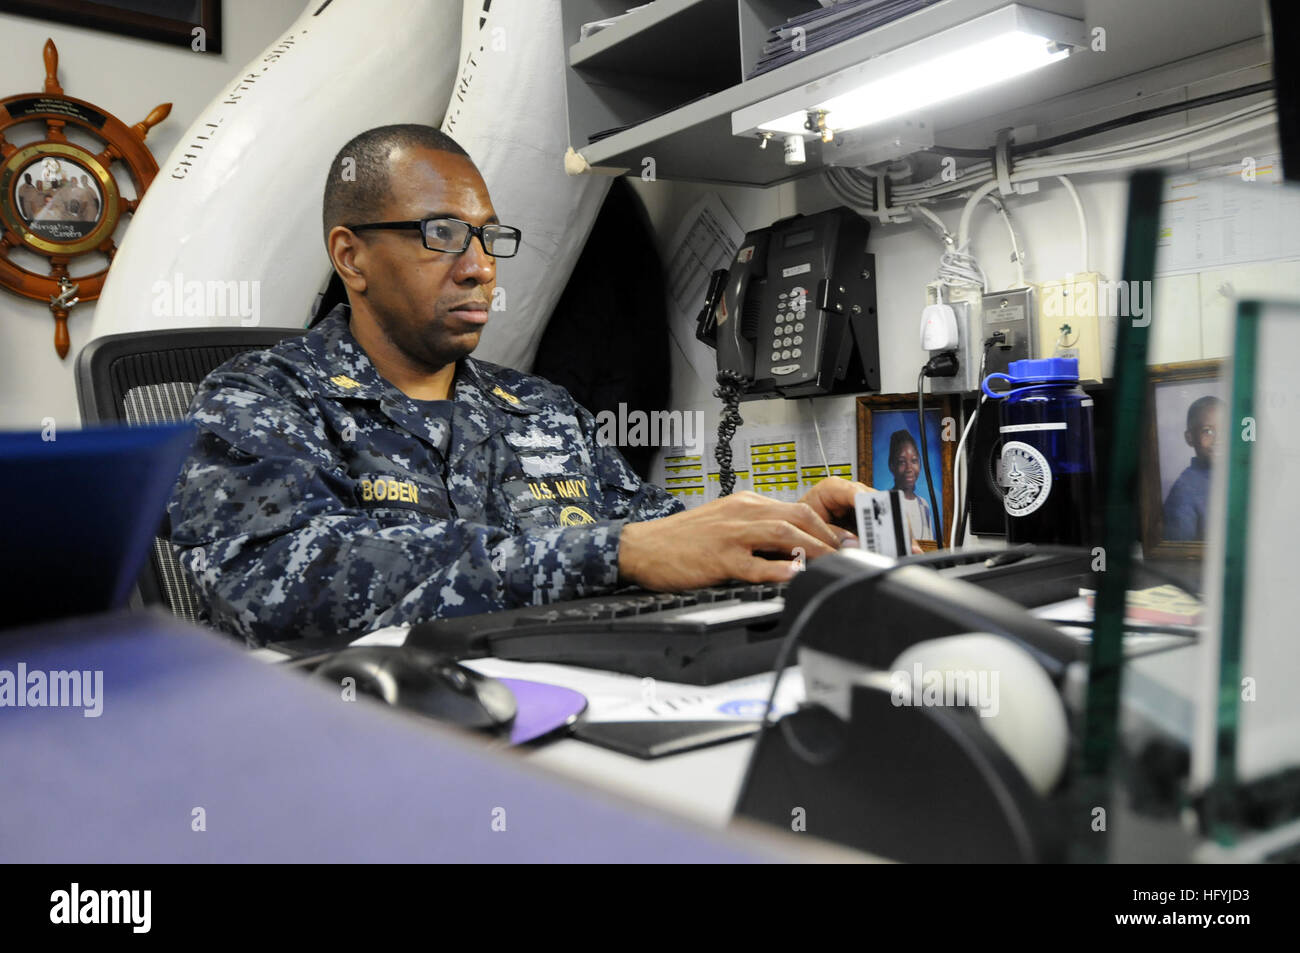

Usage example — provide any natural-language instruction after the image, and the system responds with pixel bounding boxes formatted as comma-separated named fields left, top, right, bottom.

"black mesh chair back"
left=75, top=327, right=306, bottom=622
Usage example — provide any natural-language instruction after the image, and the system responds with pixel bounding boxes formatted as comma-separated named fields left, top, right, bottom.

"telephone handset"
left=702, top=206, right=880, bottom=400
left=713, top=229, right=770, bottom=388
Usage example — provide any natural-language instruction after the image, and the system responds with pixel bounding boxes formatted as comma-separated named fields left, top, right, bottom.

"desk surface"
left=250, top=594, right=1189, bottom=832
left=0, top=610, right=853, bottom=863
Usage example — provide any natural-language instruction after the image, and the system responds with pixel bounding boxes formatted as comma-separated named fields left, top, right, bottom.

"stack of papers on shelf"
left=749, top=0, right=942, bottom=79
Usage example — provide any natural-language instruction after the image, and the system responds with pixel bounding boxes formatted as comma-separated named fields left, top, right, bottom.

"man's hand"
left=801, top=475, right=927, bottom=554
left=618, top=484, right=862, bottom=591
left=798, top=475, right=872, bottom=529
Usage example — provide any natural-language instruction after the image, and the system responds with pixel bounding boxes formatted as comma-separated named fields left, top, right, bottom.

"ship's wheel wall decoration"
left=0, top=39, right=170, bottom=357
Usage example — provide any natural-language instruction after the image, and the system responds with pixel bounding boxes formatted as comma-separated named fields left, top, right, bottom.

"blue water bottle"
left=981, top=357, right=1097, bottom=546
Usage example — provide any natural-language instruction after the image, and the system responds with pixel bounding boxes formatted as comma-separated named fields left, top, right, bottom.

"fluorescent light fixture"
left=733, top=3, right=1086, bottom=140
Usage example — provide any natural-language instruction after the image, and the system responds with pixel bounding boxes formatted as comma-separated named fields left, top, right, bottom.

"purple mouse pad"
left=498, top=679, right=587, bottom=745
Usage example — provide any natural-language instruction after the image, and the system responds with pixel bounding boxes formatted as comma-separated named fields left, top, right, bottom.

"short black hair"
left=321, top=124, right=471, bottom=244
left=1186, top=395, right=1223, bottom=432
left=888, top=428, right=918, bottom=466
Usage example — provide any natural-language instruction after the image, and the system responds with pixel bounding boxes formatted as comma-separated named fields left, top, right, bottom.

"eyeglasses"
left=346, top=217, right=522, bottom=257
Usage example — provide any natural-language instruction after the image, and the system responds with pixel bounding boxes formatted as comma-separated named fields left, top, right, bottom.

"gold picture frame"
left=855, top=392, right=958, bottom=547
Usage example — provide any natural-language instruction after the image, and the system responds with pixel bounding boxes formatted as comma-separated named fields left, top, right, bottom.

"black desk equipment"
left=270, top=550, right=1096, bottom=686
left=732, top=549, right=1085, bottom=863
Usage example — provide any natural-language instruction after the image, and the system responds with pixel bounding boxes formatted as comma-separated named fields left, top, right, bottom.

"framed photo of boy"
left=856, top=393, right=958, bottom=548
left=1140, top=359, right=1225, bottom=558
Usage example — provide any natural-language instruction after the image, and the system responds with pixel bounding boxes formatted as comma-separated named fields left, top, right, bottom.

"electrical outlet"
left=925, top=283, right=985, bottom=394
left=1035, top=272, right=1105, bottom=382
left=980, top=287, right=1035, bottom=378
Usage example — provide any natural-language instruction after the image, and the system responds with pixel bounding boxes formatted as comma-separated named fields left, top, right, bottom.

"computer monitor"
left=0, top=423, right=194, bottom=629
left=1098, top=158, right=1300, bottom=857
left=1197, top=297, right=1300, bottom=850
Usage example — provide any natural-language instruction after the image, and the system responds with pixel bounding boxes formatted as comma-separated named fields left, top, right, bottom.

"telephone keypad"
left=765, top=284, right=811, bottom=378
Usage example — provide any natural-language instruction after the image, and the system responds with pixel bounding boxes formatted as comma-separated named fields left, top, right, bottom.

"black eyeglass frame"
left=345, top=217, right=522, bottom=257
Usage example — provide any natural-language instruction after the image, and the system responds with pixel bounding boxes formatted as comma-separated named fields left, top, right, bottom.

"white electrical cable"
left=931, top=108, right=1274, bottom=279
left=1014, top=99, right=1274, bottom=166
left=891, top=161, right=994, bottom=201
left=1009, top=128, right=1273, bottom=185
left=996, top=100, right=1269, bottom=171
left=1054, top=175, right=1089, bottom=274
left=956, top=180, right=1001, bottom=250
left=824, top=179, right=997, bottom=295
left=874, top=100, right=1276, bottom=206
left=951, top=405, right=979, bottom=547
left=982, top=193, right=1028, bottom=287
left=910, top=204, right=952, bottom=240
left=825, top=166, right=876, bottom=208
left=1014, top=112, right=1275, bottom=176
left=895, top=202, right=989, bottom=293
left=809, top=398, right=832, bottom=485
left=937, top=243, right=988, bottom=292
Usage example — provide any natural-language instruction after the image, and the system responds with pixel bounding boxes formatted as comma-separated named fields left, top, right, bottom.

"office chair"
left=76, top=326, right=306, bottom=622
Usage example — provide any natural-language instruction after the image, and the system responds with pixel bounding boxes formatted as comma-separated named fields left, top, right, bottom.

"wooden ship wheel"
left=0, top=39, right=170, bottom=358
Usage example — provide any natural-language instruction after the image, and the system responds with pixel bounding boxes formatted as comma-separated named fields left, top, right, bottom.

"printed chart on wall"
left=657, top=418, right=855, bottom=508
left=1157, top=154, right=1300, bottom=275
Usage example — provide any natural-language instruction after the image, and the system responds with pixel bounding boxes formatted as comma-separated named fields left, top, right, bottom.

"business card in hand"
left=853, top=489, right=913, bottom=558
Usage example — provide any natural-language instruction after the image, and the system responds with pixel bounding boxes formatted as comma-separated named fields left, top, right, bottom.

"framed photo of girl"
left=856, top=393, right=958, bottom=549
left=1140, top=359, right=1226, bottom=558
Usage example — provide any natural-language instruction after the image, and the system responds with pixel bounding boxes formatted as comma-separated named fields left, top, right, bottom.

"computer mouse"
left=312, top=646, right=517, bottom=735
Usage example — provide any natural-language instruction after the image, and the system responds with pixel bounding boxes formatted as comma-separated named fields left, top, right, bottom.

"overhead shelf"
left=568, top=0, right=739, bottom=84
left=577, top=83, right=830, bottom=186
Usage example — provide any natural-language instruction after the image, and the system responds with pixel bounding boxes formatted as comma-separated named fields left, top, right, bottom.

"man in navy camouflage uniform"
left=169, top=125, right=870, bottom=646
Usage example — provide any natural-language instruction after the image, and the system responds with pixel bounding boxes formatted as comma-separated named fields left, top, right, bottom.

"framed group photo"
left=1140, top=359, right=1225, bottom=558
left=856, top=393, right=957, bottom=549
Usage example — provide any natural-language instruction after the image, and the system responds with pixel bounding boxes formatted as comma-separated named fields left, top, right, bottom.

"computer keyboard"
left=405, top=581, right=793, bottom=685
left=266, top=550, right=1100, bottom=686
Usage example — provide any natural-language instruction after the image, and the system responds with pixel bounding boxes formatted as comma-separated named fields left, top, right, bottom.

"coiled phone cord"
left=714, top=369, right=746, bottom=496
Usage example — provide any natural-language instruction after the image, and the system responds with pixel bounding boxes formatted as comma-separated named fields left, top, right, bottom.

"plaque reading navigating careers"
left=0, top=40, right=170, bottom=357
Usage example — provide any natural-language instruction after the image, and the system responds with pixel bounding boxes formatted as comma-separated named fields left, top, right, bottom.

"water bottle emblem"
left=1001, top=441, right=1053, bottom=517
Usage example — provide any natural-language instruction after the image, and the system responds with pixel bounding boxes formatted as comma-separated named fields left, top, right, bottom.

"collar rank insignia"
left=330, top=374, right=362, bottom=390
left=492, top=385, right=520, bottom=405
